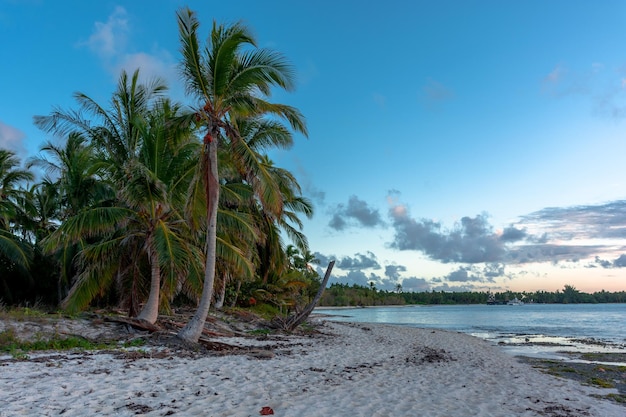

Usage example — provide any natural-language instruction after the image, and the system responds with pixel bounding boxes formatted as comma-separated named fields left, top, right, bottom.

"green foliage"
left=247, top=328, right=272, bottom=335
left=587, top=377, right=615, bottom=388
left=0, top=326, right=145, bottom=359
left=0, top=327, right=18, bottom=347
left=606, top=393, right=626, bottom=403
left=250, top=301, right=281, bottom=319
left=0, top=306, right=49, bottom=320
left=318, top=283, right=626, bottom=306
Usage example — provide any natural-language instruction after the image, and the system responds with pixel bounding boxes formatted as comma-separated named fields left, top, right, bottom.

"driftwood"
left=278, top=260, right=335, bottom=331
left=106, top=316, right=245, bottom=352
left=104, top=316, right=163, bottom=333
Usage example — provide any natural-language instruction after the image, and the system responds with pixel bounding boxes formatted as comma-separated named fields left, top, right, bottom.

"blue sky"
left=2, top=0, right=626, bottom=293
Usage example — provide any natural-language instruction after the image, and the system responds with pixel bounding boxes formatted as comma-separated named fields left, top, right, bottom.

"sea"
left=314, top=303, right=626, bottom=362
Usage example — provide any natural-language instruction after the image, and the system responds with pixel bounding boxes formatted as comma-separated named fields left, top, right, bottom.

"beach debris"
left=260, top=406, right=275, bottom=415
left=104, top=315, right=162, bottom=333
left=405, top=346, right=455, bottom=365
left=247, top=349, right=275, bottom=360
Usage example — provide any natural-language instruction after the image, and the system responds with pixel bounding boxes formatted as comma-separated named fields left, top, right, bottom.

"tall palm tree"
left=176, top=8, right=307, bottom=342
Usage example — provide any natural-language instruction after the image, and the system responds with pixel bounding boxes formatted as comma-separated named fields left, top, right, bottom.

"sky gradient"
left=2, top=0, right=626, bottom=293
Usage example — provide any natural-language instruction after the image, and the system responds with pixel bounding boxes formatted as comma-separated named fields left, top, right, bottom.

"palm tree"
left=28, top=134, right=112, bottom=303
left=34, top=69, right=167, bottom=182
left=41, top=102, right=201, bottom=323
left=37, top=71, right=203, bottom=321
left=252, top=158, right=313, bottom=284
left=131, top=99, right=204, bottom=322
left=42, top=100, right=203, bottom=321
left=0, top=150, right=34, bottom=270
left=211, top=115, right=307, bottom=309
left=21, top=180, right=60, bottom=242
left=176, top=8, right=307, bottom=342
left=28, top=133, right=111, bottom=220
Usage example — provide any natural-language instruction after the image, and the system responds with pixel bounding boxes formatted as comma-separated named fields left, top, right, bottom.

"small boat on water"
left=507, top=297, right=524, bottom=306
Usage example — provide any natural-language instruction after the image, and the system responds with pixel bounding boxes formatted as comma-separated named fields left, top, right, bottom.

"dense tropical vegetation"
left=0, top=9, right=321, bottom=338
left=318, top=283, right=626, bottom=306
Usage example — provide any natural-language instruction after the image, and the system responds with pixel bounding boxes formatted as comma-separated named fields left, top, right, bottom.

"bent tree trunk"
left=177, top=139, right=219, bottom=343
left=284, top=260, right=335, bottom=331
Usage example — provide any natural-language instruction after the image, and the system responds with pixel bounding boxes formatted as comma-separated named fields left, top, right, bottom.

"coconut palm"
left=34, top=69, right=167, bottom=180
left=131, top=99, right=204, bottom=322
left=252, top=157, right=313, bottom=283
left=27, top=134, right=112, bottom=302
left=210, top=115, right=305, bottom=309
left=0, top=150, right=34, bottom=270
left=13, top=179, right=62, bottom=251
left=28, top=133, right=111, bottom=220
left=176, top=8, right=307, bottom=342
left=37, top=71, right=204, bottom=321
left=42, top=101, right=203, bottom=320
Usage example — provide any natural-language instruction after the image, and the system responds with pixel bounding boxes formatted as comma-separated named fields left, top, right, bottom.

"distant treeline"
left=318, top=283, right=626, bottom=306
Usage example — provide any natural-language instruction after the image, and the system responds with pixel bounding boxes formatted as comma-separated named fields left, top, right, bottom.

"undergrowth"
left=0, top=326, right=145, bottom=360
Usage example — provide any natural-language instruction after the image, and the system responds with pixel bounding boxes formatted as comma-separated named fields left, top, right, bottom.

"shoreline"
left=314, top=304, right=626, bottom=364
left=1, top=318, right=625, bottom=416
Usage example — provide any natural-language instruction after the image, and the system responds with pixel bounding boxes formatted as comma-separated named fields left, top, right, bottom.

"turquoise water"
left=315, top=303, right=626, bottom=359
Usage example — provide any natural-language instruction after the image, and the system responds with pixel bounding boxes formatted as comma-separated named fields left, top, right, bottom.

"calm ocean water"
left=315, top=303, right=626, bottom=359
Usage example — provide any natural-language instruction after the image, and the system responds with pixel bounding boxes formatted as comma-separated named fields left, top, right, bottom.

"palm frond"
left=0, top=230, right=31, bottom=268
left=232, top=48, right=296, bottom=93
left=177, top=8, right=211, bottom=100
left=41, top=206, right=134, bottom=253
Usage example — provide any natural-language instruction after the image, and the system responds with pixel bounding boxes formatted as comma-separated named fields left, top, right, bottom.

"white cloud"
left=79, top=7, right=178, bottom=91
left=115, top=51, right=177, bottom=86
left=82, top=6, right=129, bottom=58
left=0, top=121, right=26, bottom=157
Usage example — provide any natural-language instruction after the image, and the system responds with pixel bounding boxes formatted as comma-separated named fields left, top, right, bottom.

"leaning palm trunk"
left=137, top=240, right=160, bottom=323
left=281, top=260, right=335, bottom=331
left=177, top=138, right=219, bottom=343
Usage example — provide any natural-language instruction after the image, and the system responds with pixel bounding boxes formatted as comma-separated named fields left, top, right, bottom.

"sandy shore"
left=1, top=319, right=624, bottom=417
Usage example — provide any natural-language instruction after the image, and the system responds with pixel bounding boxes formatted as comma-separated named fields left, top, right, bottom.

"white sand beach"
left=1, top=319, right=624, bottom=417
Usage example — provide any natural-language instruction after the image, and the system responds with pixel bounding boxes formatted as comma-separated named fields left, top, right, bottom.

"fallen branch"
left=104, top=316, right=162, bottom=333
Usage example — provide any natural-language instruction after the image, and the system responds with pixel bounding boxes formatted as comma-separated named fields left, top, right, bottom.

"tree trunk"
left=231, top=280, right=241, bottom=308
left=284, top=260, right=335, bottom=331
left=137, top=239, right=160, bottom=324
left=177, top=138, right=219, bottom=343
left=214, top=271, right=228, bottom=310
